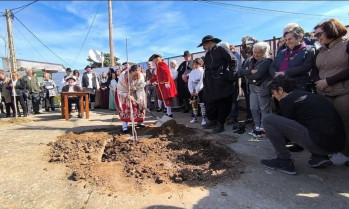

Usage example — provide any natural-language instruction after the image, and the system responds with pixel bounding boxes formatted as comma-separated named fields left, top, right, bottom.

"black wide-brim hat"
left=148, top=54, right=162, bottom=61
left=198, top=35, right=222, bottom=47
left=183, top=50, right=191, bottom=57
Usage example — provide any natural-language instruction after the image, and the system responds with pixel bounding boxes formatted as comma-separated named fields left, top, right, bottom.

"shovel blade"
left=155, top=115, right=173, bottom=127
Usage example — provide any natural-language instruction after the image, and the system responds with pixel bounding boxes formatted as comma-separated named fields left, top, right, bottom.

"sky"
left=1, top=0, right=349, bottom=70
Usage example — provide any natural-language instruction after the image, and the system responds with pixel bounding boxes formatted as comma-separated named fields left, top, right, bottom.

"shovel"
left=134, top=100, right=174, bottom=127
left=145, top=108, right=174, bottom=127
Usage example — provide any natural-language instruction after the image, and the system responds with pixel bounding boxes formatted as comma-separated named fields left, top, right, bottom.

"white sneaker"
left=201, top=118, right=207, bottom=125
left=330, top=153, right=349, bottom=165
left=190, top=118, right=198, bottom=123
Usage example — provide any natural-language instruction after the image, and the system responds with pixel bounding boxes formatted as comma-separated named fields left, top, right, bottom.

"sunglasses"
left=314, top=31, right=324, bottom=38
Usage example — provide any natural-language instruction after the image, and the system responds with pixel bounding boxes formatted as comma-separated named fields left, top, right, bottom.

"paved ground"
left=0, top=109, right=348, bottom=209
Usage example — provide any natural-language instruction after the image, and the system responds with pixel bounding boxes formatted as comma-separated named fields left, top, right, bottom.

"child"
left=188, top=58, right=206, bottom=125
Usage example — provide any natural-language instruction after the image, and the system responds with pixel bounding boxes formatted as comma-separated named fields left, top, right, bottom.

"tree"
left=87, top=53, right=120, bottom=68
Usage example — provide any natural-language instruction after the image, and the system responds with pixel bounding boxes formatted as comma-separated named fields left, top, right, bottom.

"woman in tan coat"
left=313, top=18, right=349, bottom=165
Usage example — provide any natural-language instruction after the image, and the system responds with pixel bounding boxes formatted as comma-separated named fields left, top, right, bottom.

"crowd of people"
left=0, top=18, right=348, bottom=174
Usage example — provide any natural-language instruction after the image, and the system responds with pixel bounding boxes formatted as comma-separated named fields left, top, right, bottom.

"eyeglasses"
left=314, top=31, right=324, bottom=38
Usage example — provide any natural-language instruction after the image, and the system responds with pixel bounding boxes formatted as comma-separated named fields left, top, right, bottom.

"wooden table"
left=61, top=92, right=89, bottom=120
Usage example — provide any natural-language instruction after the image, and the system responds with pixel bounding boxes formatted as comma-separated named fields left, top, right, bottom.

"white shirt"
left=188, top=67, right=204, bottom=94
left=87, top=73, right=93, bottom=88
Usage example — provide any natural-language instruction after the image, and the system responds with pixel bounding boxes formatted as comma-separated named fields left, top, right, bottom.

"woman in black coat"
left=9, top=72, right=28, bottom=117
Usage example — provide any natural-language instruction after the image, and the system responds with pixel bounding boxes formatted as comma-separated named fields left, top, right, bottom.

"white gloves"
left=165, top=83, right=170, bottom=89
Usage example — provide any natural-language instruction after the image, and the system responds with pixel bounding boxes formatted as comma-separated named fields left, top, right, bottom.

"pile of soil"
left=48, top=120, right=244, bottom=192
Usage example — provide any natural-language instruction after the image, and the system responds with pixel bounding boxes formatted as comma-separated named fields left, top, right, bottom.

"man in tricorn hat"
left=177, top=50, right=193, bottom=113
left=148, top=54, right=177, bottom=117
left=198, top=35, right=238, bottom=133
left=62, top=76, right=82, bottom=119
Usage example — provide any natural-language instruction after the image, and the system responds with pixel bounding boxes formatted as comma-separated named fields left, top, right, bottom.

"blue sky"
left=1, top=1, right=349, bottom=70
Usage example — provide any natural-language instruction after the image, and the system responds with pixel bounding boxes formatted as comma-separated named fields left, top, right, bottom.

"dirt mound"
left=48, top=121, right=244, bottom=192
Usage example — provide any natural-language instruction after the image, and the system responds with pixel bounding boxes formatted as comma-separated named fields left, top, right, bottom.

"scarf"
left=279, top=43, right=306, bottom=72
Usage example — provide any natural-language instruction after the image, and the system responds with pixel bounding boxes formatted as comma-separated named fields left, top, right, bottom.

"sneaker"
left=190, top=117, right=198, bottom=123
left=261, top=158, right=297, bottom=175
left=122, top=127, right=129, bottom=133
left=329, top=153, right=349, bottom=166
left=201, top=118, right=207, bottom=126
left=309, top=154, right=333, bottom=168
left=202, top=120, right=217, bottom=129
left=249, top=129, right=262, bottom=138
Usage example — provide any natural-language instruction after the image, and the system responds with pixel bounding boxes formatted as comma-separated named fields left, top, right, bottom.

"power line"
left=72, top=0, right=102, bottom=67
left=10, top=0, right=39, bottom=14
left=196, top=1, right=349, bottom=20
left=13, top=15, right=72, bottom=67
left=13, top=20, right=48, bottom=62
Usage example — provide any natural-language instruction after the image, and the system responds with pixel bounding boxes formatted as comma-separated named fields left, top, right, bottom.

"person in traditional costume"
left=115, top=65, right=146, bottom=133
left=148, top=54, right=177, bottom=117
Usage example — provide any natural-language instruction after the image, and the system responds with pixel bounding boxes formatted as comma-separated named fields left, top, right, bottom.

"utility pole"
left=5, top=9, right=17, bottom=72
left=108, top=0, right=115, bottom=67
left=5, top=9, right=18, bottom=118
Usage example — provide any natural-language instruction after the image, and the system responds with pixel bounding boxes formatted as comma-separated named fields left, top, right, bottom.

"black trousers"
left=5, top=102, right=16, bottom=117
left=45, top=94, right=55, bottom=111
left=12, top=95, right=27, bottom=115
left=28, top=92, right=40, bottom=113
left=68, top=97, right=80, bottom=113
left=205, top=94, right=233, bottom=124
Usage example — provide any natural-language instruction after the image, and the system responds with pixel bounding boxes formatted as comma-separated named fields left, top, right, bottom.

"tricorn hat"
left=198, top=35, right=222, bottom=47
left=148, top=54, right=162, bottom=61
left=66, top=75, right=76, bottom=82
left=183, top=50, right=191, bottom=57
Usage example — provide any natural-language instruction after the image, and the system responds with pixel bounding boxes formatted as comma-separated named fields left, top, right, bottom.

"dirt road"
left=0, top=110, right=348, bottom=209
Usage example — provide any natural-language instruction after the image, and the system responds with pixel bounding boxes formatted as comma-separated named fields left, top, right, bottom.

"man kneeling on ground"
left=261, top=76, right=346, bottom=175
left=62, top=76, right=82, bottom=118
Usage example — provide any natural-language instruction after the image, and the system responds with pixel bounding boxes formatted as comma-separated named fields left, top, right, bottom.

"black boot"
left=212, top=123, right=224, bottom=134
left=234, top=123, right=245, bottom=134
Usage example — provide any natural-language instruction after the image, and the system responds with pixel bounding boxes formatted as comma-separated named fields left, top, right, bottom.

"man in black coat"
left=261, top=76, right=346, bottom=175
left=81, top=65, right=98, bottom=110
left=198, top=35, right=238, bottom=133
left=62, top=76, right=82, bottom=118
left=176, top=50, right=192, bottom=113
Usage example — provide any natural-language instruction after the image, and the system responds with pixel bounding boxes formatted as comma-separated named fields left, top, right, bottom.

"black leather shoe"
left=166, top=114, right=173, bottom=118
left=156, top=108, right=162, bottom=112
left=212, top=123, right=224, bottom=134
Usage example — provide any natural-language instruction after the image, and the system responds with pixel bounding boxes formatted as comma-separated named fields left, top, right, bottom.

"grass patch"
left=0, top=118, right=35, bottom=125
